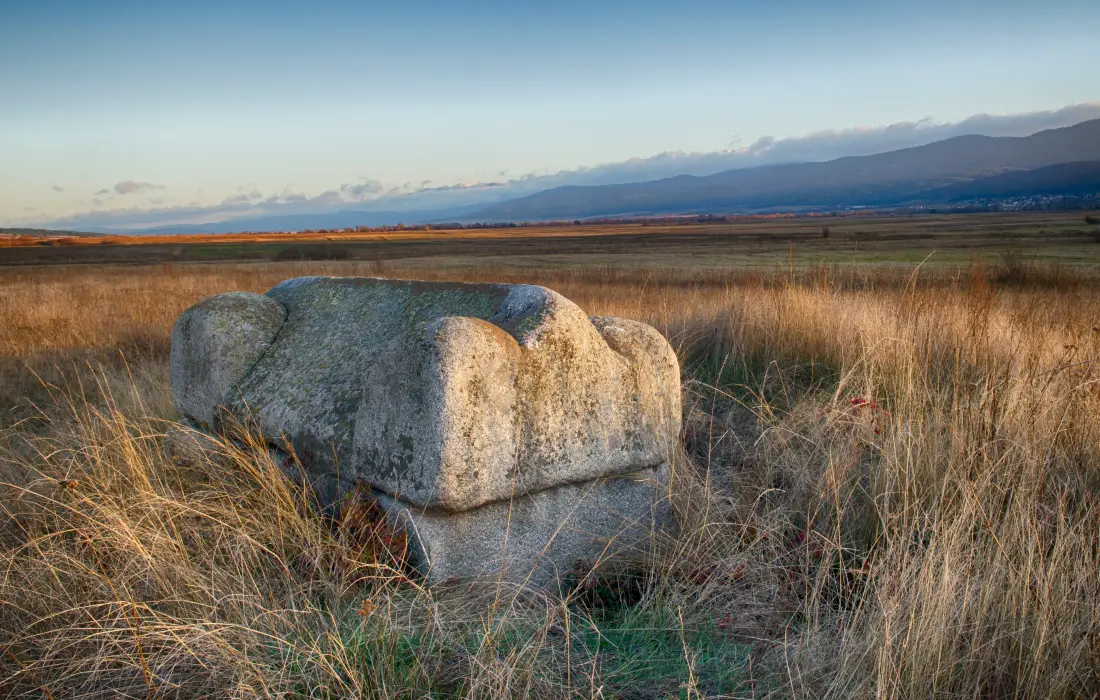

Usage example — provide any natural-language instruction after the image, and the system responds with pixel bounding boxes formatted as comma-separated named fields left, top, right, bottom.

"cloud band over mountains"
left=33, top=102, right=1100, bottom=232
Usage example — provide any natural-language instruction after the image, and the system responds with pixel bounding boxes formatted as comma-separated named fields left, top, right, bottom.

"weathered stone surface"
left=170, top=292, right=286, bottom=429
left=214, top=276, right=680, bottom=511
left=377, top=463, right=669, bottom=586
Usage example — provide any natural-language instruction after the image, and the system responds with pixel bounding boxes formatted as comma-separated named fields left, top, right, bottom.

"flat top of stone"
left=265, top=276, right=576, bottom=347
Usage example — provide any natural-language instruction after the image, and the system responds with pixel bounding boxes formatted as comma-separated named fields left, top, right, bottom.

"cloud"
left=87, top=180, right=168, bottom=200
left=52, top=185, right=64, bottom=193
left=222, top=191, right=264, bottom=205
left=112, top=180, right=165, bottom=195
left=421, top=181, right=506, bottom=192
left=29, top=102, right=1100, bottom=232
left=339, top=180, right=384, bottom=199
left=706, top=102, right=1100, bottom=167
left=35, top=181, right=403, bottom=231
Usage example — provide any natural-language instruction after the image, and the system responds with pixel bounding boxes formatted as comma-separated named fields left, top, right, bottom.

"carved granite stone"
left=171, top=276, right=680, bottom=586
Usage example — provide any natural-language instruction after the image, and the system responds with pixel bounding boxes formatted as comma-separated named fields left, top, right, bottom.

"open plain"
left=3, top=211, right=1100, bottom=697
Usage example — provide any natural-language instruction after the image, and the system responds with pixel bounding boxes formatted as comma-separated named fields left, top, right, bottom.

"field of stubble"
left=2, top=255, right=1099, bottom=698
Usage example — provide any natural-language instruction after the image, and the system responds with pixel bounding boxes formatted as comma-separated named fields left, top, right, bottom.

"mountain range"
left=465, top=119, right=1100, bottom=221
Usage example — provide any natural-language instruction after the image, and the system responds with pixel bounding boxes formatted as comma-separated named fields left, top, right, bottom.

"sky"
left=3, top=0, right=1099, bottom=231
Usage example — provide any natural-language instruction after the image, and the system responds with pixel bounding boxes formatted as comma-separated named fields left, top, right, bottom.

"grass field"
left=3, top=212, right=1100, bottom=697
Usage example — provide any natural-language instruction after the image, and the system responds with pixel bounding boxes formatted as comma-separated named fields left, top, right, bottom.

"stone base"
left=374, top=463, right=669, bottom=588
left=182, top=427, right=670, bottom=590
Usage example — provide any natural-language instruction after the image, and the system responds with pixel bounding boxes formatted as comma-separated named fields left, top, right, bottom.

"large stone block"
left=171, top=276, right=681, bottom=583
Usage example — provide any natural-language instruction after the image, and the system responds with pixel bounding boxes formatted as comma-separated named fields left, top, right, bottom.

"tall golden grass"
left=2, top=260, right=1099, bottom=698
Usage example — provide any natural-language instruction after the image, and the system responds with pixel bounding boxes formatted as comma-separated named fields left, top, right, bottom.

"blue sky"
left=3, top=0, right=1099, bottom=230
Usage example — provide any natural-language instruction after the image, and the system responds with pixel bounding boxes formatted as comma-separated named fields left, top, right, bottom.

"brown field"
left=3, top=213, right=1100, bottom=697
left=3, top=210, right=1100, bottom=268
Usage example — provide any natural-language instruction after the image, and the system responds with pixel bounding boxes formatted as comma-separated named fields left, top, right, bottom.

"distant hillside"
left=120, top=205, right=488, bottom=235
left=132, top=210, right=423, bottom=235
left=468, top=119, right=1100, bottom=220
left=930, top=161, right=1100, bottom=201
left=0, top=227, right=104, bottom=238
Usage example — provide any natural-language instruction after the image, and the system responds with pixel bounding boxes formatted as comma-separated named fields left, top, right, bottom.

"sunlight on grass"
left=2, top=258, right=1099, bottom=697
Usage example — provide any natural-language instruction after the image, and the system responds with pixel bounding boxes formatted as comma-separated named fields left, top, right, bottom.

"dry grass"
left=2, top=259, right=1099, bottom=698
